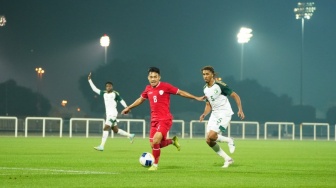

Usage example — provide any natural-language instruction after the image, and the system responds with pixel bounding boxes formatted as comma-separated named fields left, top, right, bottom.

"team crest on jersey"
left=159, top=90, right=164, bottom=95
left=214, top=89, right=218, bottom=94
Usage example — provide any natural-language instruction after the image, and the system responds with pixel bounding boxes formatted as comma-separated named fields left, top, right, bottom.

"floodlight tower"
left=100, top=34, right=110, bottom=64
left=294, top=2, right=316, bottom=105
left=237, top=27, right=253, bottom=81
left=35, top=67, right=45, bottom=116
left=35, top=67, right=45, bottom=79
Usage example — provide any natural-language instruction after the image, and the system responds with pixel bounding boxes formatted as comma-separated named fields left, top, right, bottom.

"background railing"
left=0, top=116, right=334, bottom=141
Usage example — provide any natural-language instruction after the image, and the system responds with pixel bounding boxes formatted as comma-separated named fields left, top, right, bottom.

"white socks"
left=100, top=131, right=109, bottom=147
left=100, top=129, right=131, bottom=147
left=216, top=135, right=232, bottom=143
left=211, top=143, right=230, bottom=161
left=117, top=129, right=131, bottom=137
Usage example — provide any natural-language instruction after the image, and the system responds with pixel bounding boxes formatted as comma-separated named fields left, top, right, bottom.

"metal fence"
left=0, top=116, right=334, bottom=141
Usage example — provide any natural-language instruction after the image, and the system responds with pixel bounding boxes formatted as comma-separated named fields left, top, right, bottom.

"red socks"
left=152, top=139, right=173, bottom=164
left=160, top=139, right=172, bottom=148
left=152, top=144, right=161, bottom=164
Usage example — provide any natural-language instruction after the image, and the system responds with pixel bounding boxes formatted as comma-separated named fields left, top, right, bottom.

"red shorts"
left=149, top=120, right=173, bottom=142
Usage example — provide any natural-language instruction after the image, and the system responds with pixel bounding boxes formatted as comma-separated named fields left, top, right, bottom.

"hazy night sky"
left=1, top=0, right=335, bottom=118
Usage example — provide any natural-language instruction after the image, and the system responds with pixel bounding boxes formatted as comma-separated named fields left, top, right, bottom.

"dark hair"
left=148, top=67, right=160, bottom=75
left=105, top=81, right=113, bottom=86
left=201, top=66, right=216, bottom=76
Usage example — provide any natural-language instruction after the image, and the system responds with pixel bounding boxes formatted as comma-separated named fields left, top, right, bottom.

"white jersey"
left=203, top=81, right=234, bottom=116
left=89, top=79, right=127, bottom=116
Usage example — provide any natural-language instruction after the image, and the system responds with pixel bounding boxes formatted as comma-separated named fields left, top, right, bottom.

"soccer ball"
left=139, top=152, right=154, bottom=167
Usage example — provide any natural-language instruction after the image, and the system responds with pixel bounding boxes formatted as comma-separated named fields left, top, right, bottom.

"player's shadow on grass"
left=212, top=162, right=239, bottom=168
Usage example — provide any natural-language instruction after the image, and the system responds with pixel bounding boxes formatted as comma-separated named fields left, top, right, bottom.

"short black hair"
left=148, top=67, right=160, bottom=75
left=201, top=66, right=216, bottom=77
left=105, top=81, right=113, bottom=86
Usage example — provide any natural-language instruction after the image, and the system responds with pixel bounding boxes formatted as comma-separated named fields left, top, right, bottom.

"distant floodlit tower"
left=237, top=27, right=253, bottom=81
left=35, top=67, right=45, bottom=79
left=100, top=34, right=110, bottom=64
left=35, top=67, right=45, bottom=116
left=0, top=15, right=6, bottom=26
left=61, top=100, right=68, bottom=107
left=294, top=2, right=316, bottom=105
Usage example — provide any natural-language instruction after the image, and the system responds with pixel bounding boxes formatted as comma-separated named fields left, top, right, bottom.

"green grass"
left=0, top=137, right=336, bottom=188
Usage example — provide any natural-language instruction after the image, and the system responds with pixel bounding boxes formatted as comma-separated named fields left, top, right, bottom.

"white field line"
left=0, top=167, right=119, bottom=175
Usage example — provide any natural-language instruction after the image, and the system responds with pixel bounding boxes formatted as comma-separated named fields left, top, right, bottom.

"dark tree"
left=0, top=80, right=51, bottom=116
left=326, top=106, right=336, bottom=125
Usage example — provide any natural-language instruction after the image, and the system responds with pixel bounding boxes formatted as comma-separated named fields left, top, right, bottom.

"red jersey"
left=141, top=82, right=179, bottom=121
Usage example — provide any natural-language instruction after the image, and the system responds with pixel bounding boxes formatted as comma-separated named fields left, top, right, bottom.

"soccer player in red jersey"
left=121, top=67, right=204, bottom=171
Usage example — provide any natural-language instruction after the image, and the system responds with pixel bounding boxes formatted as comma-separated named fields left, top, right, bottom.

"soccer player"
left=199, top=66, right=245, bottom=168
left=88, top=72, right=135, bottom=151
left=121, top=67, right=204, bottom=171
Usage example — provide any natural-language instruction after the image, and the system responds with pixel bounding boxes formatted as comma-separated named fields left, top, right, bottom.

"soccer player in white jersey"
left=199, top=66, right=245, bottom=168
left=88, top=72, right=135, bottom=151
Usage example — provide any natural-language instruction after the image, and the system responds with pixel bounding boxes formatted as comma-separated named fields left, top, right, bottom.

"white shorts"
left=105, top=115, right=119, bottom=127
left=206, top=112, right=232, bottom=134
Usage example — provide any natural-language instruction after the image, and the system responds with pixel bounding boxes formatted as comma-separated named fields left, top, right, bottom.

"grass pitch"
left=0, top=137, right=336, bottom=187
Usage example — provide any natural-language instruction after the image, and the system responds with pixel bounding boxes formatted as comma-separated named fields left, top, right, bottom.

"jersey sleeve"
left=141, top=86, right=149, bottom=99
left=88, top=79, right=102, bottom=95
left=217, top=82, right=233, bottom=96
left=165, top=82, right=179, bottom=94
left=114, top=91, right=128, bottom=107
left=114, top=91, right=122, bottom=102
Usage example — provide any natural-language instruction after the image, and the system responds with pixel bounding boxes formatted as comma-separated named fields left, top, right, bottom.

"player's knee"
left=152, top=132, right=163, bottom=144
left=152, top=138, right=161, bottom=144
left=112, top=126, right=118, bottom=133
left=208, top=132, right=217, bottom=142
left=206, top=135, right=216, bottom=145
left=103, top=125, right=110, bottom=131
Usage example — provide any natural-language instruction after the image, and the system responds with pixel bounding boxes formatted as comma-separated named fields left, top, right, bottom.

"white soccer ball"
left=139, top=152, right=154, bottom=167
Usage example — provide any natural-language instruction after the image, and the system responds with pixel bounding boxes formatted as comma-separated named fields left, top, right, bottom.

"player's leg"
left=207, top=115, right=233, bottom=168
left=159, top=138, right=172, bottom=148
left=150, top=131, right=163, bottom=170
left=207, top=131, right=233, bottom=168
left=148, top=121, right=160, bottom=171
left=207, top=131, right=231, bottom=161
left=215, top=116, right=235, bottom=153
left=160, top=135, right=181, bottom=151
left=94, top=116, right=116, bottom=151
left=112, top=124, right=135, bottom=144
left=94, top=124, right=110, bottom=151
left=158, top=120, right=178, bottom=150
left=149, top=120, right=171, bottom=171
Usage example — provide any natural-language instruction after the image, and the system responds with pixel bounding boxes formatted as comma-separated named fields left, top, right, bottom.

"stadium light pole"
left=294, top=2, right=316, bottom=105
left=237, top=27, right=253, bottom=81
left=0, top=15, right=6, bottom=27
left=35, top=67, right=45, bottom=116
left=100, top=34, right=110, bottom=64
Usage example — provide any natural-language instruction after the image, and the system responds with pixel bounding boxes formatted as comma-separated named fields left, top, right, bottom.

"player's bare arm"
left=177, top=90, right=205, bottom=101
left=230, top=92, right=245, bottom=120
left=200, top=101, right=212, bottom=122
left=121, top=97, right=146, bottom=114
left=88, top=72, right=92, bottom=80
